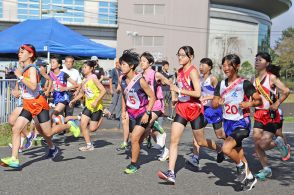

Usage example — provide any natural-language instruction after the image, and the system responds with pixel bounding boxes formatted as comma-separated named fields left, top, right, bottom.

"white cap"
left=91, top=56, right=98, bottom=61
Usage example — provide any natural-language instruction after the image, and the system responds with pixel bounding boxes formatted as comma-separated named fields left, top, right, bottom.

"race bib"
left=126, top=92, right=140, bottom=109
left=223, top=102, right=242, bottom=120
left=177, top=82, right=190, bottom=102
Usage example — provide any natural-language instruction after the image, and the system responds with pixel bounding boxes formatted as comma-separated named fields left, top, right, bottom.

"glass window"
left=144, top=5, right=154, bottom=15
left=17, top=0, right=85, bottom=23
left=154, top=36, right=164, bottom=46
left=134, top=36, right=142, bottom=47
left=155, top=5, right=164, bottom=15
left=134, top=4, right=143, bottom=14
left=99, top=1, right=109, bottom=7
left=143, top=36, right=153, bottom=46
left=99, top=8, right=108, bottom=13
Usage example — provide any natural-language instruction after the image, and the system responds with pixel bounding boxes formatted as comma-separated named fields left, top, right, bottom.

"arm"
left=12, top=81, right=21, bottom=98
left=211, top=82, right=223, bottom=109
left=40, top=70, right=52, bottom=96
left=140, top=78, right=156, bottom=124
left=155, top=72, right=172, bottom=85
left=66, top=78, right=78, bottom=91
left=120, top=79, right=127, bottom=119
left=14, top=68, right=38, bottom=91
left=239, top=81, right=262, bottom=109
left=270, top=75, right=290, bottom=110
left=201, top=76, right=218, bottom=101
left=92, top=77, right=106, bottom=107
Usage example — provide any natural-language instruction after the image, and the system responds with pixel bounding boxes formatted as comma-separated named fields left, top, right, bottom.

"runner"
left=253, top=52, right=290, bottom=181
left=1, top=44, right=58, bottom=168
left=140, top=52, right=172, bottom=161
left=157, top=46, right=220, bottom=184
left=187, top=58, right=225, bottom=167
left=212, top=54, right=261, bottom=191
left=49, top=56, right=78, bottom=125
left=69, top=60, right=106, bottom=151
left=118, top=50, right=155, bottom=174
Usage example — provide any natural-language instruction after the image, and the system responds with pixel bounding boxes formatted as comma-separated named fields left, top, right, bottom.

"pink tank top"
left=144, top=68, right=164, bottom=112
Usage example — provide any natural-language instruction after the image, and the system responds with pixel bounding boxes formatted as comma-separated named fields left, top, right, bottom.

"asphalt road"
left=0, top=117, right=293, bottom=195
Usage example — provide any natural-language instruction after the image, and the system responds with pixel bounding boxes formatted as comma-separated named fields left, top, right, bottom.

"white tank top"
left=253, top=74, right=276, bottom=110
left=220, top=79, right=246, bottom=120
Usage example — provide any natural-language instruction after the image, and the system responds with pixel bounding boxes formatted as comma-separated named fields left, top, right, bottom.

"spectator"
left=62, top=56, right=82, bottom=117
left=160, top=60, right=173, bottom=119
left=91, top=56, right=105, bottom=82
left=108, top=60, right=122, bottom=120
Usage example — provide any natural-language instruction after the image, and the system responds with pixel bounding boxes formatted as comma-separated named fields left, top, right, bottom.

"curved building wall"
left=208, top=4, right=272, bottom=75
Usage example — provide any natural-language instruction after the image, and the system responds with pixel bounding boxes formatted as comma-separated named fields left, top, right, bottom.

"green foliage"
left=0, top=123, right=12, bottom=146
left=239, top=61, right=254, bottom=79
left=73, top=60, right=84, bottom=71
left=273, top=27, right=294, bottom=80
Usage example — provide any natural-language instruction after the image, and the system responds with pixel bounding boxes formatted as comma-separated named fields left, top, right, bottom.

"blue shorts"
left=53, top=91, right=69, bottom=105
left=223, top=117, right=251, bottom=137
left=204, top=106, right=223, bottom=124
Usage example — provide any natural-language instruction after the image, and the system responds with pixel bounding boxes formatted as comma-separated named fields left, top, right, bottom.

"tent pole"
left=47, top=51, right=50, bottom=71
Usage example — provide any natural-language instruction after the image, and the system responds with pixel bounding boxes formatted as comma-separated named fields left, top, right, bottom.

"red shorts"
left=254, top=109, right=280, bottom=125
left=23, top=95, right=50, bottom=118
left=176, top=101, right=203, bottom=122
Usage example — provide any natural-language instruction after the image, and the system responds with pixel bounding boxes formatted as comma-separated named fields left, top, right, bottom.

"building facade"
left=0, top=0, right=292, bottom=71
left=117, top=0, right=292, bottom=70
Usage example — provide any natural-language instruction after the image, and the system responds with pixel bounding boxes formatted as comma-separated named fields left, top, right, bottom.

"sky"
left=271, top=4, right=294, bottom=47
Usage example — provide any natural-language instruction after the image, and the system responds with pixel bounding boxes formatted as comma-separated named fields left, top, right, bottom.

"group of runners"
left=0, top=44, right=291, bottom=192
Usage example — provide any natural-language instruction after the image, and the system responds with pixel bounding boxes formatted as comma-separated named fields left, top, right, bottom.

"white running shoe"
left=158, top=147, right=169, bottom=161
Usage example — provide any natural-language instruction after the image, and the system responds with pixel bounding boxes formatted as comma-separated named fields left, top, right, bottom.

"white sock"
left=86, top=142, right=92, bottom=147
left=20, top=137, right=25, bottom=147
left=123, top=141, right=127, bottom=145
left=26, top=132, right=32, bottom=138
left=193, top=154, right=199, bottom=159
left=49, top=145, right=55, bottom=150
left=263, top=166, right=271, bottom=171
left=170, top=170, right=174, bottom=174
left=247, top=172, right=253, bottom=179
left=236, top=161, right=244, bottom=167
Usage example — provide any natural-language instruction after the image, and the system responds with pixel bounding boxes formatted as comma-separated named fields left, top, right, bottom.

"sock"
left=86, top=142, right=92, bottom=147
left=263, top=166, right=271, bottom=172
left=236, top=161, right=244, bottom=167
left=193, top=154, right=199, bottom=159
left=247, top=172, right=253, bottom=179
left=49, top=145, right=55, bottom=150
left=131, top=162, right=137, bottom=167
left=26, top=132, right=32, bottom=139
left=170, top=170, right=174, bottom=174
left=123, top=141, right=127, bottom=145
left=20, top=137, right=25, bottom=147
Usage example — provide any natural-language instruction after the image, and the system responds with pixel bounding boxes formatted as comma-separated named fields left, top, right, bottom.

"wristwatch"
left=146, top=110, right=151, bottom=116
left=17, top=76, right=24, bottom=83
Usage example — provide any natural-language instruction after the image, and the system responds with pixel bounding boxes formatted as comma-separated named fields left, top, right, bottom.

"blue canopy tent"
left=0, top=18, right=116, bottom=59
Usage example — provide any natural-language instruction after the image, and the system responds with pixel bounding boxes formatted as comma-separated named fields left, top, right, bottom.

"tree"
left=239, top=61, right=254, bottom=80
left=274, top=27, right=294, bottom=79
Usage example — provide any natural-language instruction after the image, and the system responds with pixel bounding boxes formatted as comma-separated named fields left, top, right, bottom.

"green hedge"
left=0, top=123, right=12, bottom=146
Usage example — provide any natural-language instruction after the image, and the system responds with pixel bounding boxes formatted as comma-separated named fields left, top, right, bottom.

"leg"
left=122, top=112, right=130, bottom=143
left=168, top=122, right=185, bottom=172
left=130, top=125, right=146, bottom=164
left=80, top=114, right=91, bottom=144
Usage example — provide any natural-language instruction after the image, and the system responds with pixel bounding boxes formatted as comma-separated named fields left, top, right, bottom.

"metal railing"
left=0, top=79, right=19, bottom=124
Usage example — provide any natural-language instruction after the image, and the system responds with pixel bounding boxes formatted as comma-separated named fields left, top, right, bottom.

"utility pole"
left=39, top=0, right=42, bottom=19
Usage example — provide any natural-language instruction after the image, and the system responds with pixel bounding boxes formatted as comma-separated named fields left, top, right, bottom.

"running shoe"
left=157, top=170, right=176, bottom=184
left=8, top=143, right=23, bottom=153
left=242, top=176, right=257, bottom=191
left=156, top=132, right=167, bottom=148
left=255, top=168, right=272, bottom=181
left=68, top=120, right=80, bottom=138
left=79, top=145, right=94, bottom=151
left=153, top=121, right=165, bottom=134
left=1, top=156, right=20, bottom=168
left=216, top=151, right=225, bottom=163
left=47, top=147, right=60, bottom=159
left=158, top=147, right=169, bottom=161
left=282, top=144, right=291, bottom=161
left=236, top=164, right=246, bottom=182
left=24, top=132, right=36, bottom=149
left=275, top=136, right=288, bottom=158
left=124, top=164, right=138, bottom=174
left=116, top=142, right=128, bottom=151
left=187, top=154, right=200, bottom=167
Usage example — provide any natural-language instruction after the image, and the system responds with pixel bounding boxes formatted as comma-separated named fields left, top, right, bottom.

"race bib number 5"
left=126, top=92, right=140, bottom=109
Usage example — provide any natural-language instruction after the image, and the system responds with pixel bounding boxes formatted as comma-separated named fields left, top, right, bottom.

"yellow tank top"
left=84, top=78, right=103, bottom=112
